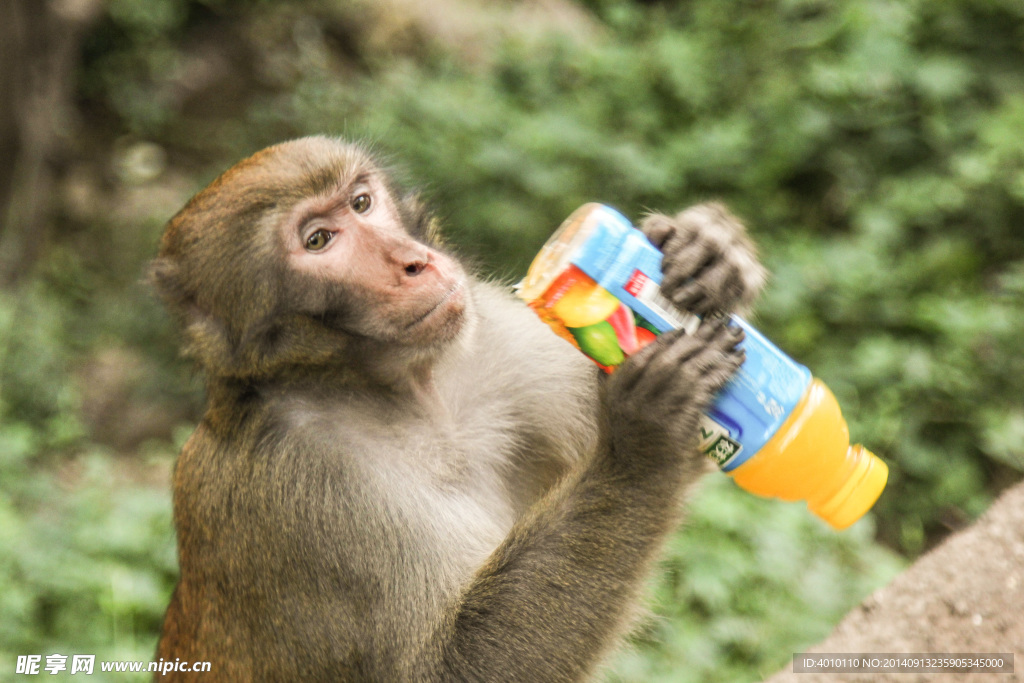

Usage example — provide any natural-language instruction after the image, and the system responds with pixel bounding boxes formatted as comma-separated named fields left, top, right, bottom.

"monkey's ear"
left=148, top=256, right=235, bottom=372
left=148, top=256, right=211, bottom=324
left=401, top=193, right=444, bottom=246
left=149, top=256, right=186, bottom=309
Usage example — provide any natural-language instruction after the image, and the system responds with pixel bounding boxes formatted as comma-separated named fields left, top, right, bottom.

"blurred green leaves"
left=0, top=286, right=179, bottom=680
left=607, top=477, right=903, bottom=683
left=0, top=452, right=176, bottom=682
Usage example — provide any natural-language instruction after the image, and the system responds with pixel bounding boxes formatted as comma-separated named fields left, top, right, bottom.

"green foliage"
left=607, top=477, right=903, bottom=683
left=0, top=287, right=83, bottom=443
left=0, top=453, right=177, bottom=683
left=0, top=454, right=176, bottom=683
left=0, top=291, right=179, bottom=680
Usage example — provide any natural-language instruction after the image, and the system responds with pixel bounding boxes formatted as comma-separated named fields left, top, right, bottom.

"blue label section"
left=573, top=206, right=698, bottom=334
left=570, top=205, right=812, bottom=471
left=709, top=319, right=811, bottom=470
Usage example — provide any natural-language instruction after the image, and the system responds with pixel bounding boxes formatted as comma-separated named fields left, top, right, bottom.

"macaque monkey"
left=150, top=136, right=765, bottom=681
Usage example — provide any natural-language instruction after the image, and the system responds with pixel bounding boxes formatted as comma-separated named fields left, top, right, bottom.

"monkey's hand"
left=640, top=202, right=766, bottom=317
left=606, top=318, right=745, bottom=458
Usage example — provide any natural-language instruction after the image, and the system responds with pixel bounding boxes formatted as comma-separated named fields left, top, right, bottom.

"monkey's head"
left=151, top=136, right=469, bottom=380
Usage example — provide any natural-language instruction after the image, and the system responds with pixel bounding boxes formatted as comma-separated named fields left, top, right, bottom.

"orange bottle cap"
left=810, top=445, right=889, bottom=530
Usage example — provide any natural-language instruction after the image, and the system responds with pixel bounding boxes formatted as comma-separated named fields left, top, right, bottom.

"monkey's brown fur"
left=151, top=136, right=764, bottom=681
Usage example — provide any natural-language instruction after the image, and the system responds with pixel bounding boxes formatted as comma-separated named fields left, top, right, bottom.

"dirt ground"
left=765, top=481, right=1024, bottom=682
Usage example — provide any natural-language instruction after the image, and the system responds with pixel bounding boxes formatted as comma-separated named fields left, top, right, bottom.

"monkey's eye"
left=351, top=193, right=372, bottom=214
left=305, top=229, right=333, bottom=252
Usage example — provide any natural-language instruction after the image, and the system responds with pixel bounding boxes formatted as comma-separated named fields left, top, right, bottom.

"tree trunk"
left=0, top=0, right=101, bottom=287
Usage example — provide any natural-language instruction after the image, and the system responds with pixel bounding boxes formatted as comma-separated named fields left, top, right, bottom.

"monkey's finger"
left=706, top=342, right=746, bottom=393
left=666, top=279, right=710, bottom=317
left=615, top=327, right=690, bottom=396
left=689, top=316, right=744, bottom=362
left=706, top=320, right=746, bottom=362
left=622, top=325, right=704, bottom=395
left=683, top=320, right=746, bottom=396
left=659, top=236, right=721, bottom=301
left=647, top=318, right=729, bottom=386
left=691, top=311, right=732, bottom=339
left=636, top=319, right=734, bottom=407
left=669, top=258, right=745, bottom=316
left=702, top=348, right=746, bottom=396
left=610, top=326, right=682, bottom=393
left=702, top=256, right=745, bottom=301
left=638, top=213, right=677, bottom=250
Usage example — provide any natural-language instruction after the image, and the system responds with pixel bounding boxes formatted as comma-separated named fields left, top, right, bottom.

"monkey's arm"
left=423, top=321, right=744, bottom=682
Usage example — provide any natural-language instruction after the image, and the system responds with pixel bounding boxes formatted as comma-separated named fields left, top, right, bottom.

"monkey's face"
left=280, top=162, right=468, bottom=347
left=153, top=137, right=470, bottom=378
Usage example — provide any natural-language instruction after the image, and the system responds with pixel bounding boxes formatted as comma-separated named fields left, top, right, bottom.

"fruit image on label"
left=550, top=276, right=621, bottom=328
left=633, top=311, right=661, bottom=336
left=606, top=304, right=639, bottom=354
left=634, top=326, right=656, bottom=351
left=567, top=320, right=625, bottom=367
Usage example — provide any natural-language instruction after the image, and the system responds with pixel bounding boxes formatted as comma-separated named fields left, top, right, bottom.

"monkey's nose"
left=401, top=247, right=430, bottom=277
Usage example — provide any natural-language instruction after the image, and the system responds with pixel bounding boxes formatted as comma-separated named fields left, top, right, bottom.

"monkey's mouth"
left=408, top=282, right=463, bottom=329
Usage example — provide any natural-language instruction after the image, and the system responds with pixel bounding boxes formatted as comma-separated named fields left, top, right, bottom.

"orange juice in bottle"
left=517, top=203, right=887, bottom=530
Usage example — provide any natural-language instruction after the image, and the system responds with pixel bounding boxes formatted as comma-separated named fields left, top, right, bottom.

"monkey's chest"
left=355, top=417, right=520, bottom=563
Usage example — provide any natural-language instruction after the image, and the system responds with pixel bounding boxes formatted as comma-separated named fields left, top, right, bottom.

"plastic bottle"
left=516, top=203, right=888, bottom=530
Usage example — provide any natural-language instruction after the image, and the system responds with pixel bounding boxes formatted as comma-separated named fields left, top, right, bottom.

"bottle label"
left=623, top=269, right=699, bottom=334
left=571, top=207, right=700, bottom=336
left=706, top=319, right=811, bottom=470
left=524, top=204, right=812, bottom=471
left=698, top=414, right=744, bottom=468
